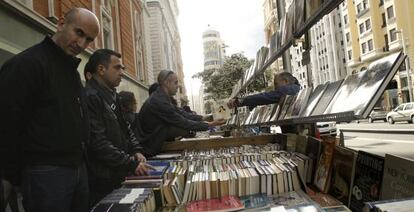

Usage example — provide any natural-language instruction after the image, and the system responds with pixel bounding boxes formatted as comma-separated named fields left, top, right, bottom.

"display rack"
left=231, top=0, right=345, bottom=99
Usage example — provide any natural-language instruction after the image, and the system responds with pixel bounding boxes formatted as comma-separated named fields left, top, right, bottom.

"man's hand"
left=134, top=162, right=155, bottom=176
left=207, top=118, right=227, bottom=127
left=227, top=99, right=238, bottom=109
left=134, top=153, right=146, bottom=163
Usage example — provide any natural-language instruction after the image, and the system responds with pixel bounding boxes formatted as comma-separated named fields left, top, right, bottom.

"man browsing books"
left=135, top=70, right=226, bottom=156
left=227, top=72, right=301, bottom=109
left=84, top=49, right=153, bottom=207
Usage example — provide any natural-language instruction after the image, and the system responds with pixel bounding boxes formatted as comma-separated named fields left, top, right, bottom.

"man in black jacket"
left=136, top=70, right=226, bottom=156
left=0, top=8, right=99, bottom=212
left=84, top=49, right=152, bottom=207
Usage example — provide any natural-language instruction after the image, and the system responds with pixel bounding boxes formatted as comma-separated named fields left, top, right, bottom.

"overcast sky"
left=176, top=0, right=265, bottom=99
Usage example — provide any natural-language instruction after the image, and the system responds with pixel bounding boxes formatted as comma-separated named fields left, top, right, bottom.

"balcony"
left=356, top=8, right=370, bottom=18
left=361, top=48, right=386, bottom=63
left=348, top=57, right=362, bottom=68
left=388, top=39, right=403, bottom=52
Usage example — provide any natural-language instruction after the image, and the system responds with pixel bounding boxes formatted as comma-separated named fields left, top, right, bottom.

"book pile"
left=90, top=188, right=155, bottom=212
left=172, top=144, right=283, bottom=167
left=162, top=153, right=312, bottom=206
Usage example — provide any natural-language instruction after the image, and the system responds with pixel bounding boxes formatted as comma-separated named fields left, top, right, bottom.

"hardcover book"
left=314, top=136, right=336, bottom=193
left=328, top=146, right=357, bottom=206
left=349, top=151, right=384, bottom=212
left=381, top=154, right=414, bottom=200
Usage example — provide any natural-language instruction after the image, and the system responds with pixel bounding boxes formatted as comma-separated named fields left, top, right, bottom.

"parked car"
left=368, top=107, right=388, bottom=123
left=317, top=122, right=337, bottom=136
left=386, top=102, right=414, bottom=124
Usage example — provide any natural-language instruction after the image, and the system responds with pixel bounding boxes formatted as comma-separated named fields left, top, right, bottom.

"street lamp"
left=396, top=29, right=413, bottom=102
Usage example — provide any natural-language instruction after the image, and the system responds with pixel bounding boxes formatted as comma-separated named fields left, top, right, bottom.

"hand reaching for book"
left=227, top=99, right=238, bottom=109
left=134, top=153, right=146, bottom=163
left=207, top=118, right=227, bottom=127
left=135, top=162, right=155, bottom=176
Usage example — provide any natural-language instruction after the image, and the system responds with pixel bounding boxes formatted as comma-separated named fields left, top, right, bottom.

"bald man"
left=0, top=8, right=99, bottom=212
left=136, top=70, right=226, bottom=156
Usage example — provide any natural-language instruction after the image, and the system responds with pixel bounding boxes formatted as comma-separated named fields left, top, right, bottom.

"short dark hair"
left=118, top=91, right=136, bottom=112
left=85, top=49, right=121, bottom=75
left=148, top=83, right=159, bottom=95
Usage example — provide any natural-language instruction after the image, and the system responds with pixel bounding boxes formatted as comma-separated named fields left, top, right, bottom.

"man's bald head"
left=52, top=8, right=100, bottom=56
left=157, top=70, right=179, bottom=96
left=64, top=8, right=99, bottom=26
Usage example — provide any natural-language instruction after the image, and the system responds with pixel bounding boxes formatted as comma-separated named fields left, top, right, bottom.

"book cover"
left=278, top=95, right=297, bottom=121
left=381, top=154, right=414, bottom=200
left=186, top=195, right=244, bottom=212
left=311, top=80, right=343, bottom=116
left=349, top=151, right=384, bottom=212
left=240, top=194, right=270, bottom=210
left=294, top=0, right=305, bottom=33
left=289, top=87, right=312, bottom=118
left=324, top=52, right=403, bottom=117
left=328, top=146, right=357, bottom=206
left=213, top=99, right=232, bottom=120
left=301, top=83, right=328, bottom=117
left=314, top=136, right=336, bottom=193
left=305, top=0, right=323, bottom=19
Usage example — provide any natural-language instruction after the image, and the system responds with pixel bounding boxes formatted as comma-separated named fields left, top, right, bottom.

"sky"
left=176, top=0, right=265, bottom=100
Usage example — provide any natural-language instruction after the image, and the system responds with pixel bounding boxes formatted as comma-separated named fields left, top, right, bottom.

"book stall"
left=90, top=0, right=414, bottom=211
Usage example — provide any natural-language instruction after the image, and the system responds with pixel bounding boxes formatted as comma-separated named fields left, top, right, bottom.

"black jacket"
left=136, top=87, right=209, bottom=156
left=0, top=37, right=89, bottom=184
left=85, top=78, right=142, bottom=186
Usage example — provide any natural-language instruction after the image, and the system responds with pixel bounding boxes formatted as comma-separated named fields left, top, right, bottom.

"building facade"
left=340, top=0, right=414, bottom=105
left=310, top=9, right=348, bottom=87
left=199, top=28, right=225, bottom=114
left=0, top=0, right=154, bottom=109
left=202, top=29, right=225, bottom=70
left=146, top=0, right=187, bottom=106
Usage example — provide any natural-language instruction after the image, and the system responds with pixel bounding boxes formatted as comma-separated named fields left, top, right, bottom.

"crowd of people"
left=0, top=8, right=300, bottom=212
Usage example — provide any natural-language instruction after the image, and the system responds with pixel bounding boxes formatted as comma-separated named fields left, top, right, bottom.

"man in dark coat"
left=84, top=49, right=152, bottom=207
left=0, top=8, right=100, bottom=212
left=136, top=70, right=226, bottom=156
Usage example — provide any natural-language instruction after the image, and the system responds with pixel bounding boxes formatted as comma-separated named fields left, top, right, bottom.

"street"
left=337, top=122, right=414, bottom=160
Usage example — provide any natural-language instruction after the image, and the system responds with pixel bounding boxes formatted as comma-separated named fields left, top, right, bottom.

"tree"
left=193, top=53, right=271, bottom=101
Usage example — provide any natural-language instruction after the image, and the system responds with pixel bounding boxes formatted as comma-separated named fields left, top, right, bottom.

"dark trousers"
left=23, top=164, right=88, bottom=212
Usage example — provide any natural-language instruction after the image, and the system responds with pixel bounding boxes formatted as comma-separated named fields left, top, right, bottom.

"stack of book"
left=90, top=188, right=156, bottom=212
left=163, top=155, right=310, bottom=205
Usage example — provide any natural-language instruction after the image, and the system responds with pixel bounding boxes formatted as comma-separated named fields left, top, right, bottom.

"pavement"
left=336, top=121, right=414, bottom=159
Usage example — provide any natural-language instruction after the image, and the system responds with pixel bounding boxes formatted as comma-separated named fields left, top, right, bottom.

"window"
left=361, top=42, right=367, bottom=54
left=381, top=13, right=386, bottom=28
left=387, top=6, right=394, bottom=19
left=405, top=104, right=413, bottom=110
left=102, top=13, right=113, bottom=49
left=379, top=0, right=384, bottom=6
left=384, top=34, right=389, bottom=51
left=134, top=11, right=145, bottom=81
left=344, top=14, right=348, bottom=25
left=396, top=105, right=404, bottom=111
left=357, top=3, right=363, bottom=13
left=346, top=32, right=350, bottom=42
left=359, top=23, right=365, bottom=34
left=348, top=50, right=352, bottom=60
left=368, top=39, right=373, bottom=51
left=390, top=28, right=397, bottom=42
left=365, top=19, right=371, bottom=31
left=362, top=0, right=368, bottom=10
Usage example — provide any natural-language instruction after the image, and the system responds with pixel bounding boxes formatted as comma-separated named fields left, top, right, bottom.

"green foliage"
left=193, top=53, right=272, bottom=100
